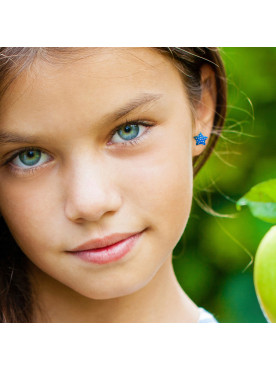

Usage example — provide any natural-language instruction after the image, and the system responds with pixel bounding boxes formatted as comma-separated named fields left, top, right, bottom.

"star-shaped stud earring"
left=193, top=132, right=208, bottom=145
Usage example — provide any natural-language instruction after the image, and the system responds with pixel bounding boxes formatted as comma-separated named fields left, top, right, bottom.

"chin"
left=74, top=274, right=152, bottom=301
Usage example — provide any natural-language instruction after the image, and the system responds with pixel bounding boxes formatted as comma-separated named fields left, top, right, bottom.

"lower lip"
left=71, top=231, right=144, bottom=264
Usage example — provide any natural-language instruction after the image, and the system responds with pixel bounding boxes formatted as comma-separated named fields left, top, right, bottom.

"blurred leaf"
left=176, top=48, right=276, bottom=322
left=216, top=272, right=267, bottom=323
left=236, top=179, right=276, bottom=223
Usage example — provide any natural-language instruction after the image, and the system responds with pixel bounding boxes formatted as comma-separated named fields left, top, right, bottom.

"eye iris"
left=118, top=124, right=139, bottom=140
left=19, top=150, right=41, bottom=166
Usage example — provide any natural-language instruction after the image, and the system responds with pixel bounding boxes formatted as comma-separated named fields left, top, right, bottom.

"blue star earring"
left=193, top=132, right=208, bottom=145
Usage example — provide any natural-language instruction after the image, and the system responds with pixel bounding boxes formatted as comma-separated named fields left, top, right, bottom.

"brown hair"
left=0, top=47, right=227, bottom=322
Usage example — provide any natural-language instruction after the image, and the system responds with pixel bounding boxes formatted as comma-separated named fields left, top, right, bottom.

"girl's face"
left=0, top=48, right=209, bottom=299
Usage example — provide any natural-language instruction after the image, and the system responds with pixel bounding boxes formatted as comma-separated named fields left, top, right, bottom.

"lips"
left=68, top=230, right=145, bottom=264
left=70, top=231, right=143, bottom=252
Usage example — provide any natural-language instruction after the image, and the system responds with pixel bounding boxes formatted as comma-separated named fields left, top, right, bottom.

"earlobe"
left=192, top=64, right=217, bottom=157
left=193, top=132, right=208, bottom=146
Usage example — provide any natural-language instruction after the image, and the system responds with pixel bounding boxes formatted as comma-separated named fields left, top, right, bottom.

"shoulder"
left=197, top=307, right=218, bottom=323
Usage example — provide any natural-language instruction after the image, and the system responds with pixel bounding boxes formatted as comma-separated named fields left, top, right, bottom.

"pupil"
left=124, top=125, right=132, bottom=133
left=27, top=151, right=35, bottom=158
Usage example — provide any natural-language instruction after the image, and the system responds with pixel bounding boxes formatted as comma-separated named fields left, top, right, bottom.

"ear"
left=192, top=64, right=217, bottom=157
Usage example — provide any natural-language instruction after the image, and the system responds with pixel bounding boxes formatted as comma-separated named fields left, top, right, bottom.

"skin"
left=0, top=48, right=216, bottom=322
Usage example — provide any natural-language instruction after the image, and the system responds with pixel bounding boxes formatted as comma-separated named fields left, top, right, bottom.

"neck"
left=29, top=256, right=199, bottom=323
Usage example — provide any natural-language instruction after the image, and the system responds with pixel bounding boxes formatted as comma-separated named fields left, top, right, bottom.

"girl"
left=0, top=47, right=226, bottom=323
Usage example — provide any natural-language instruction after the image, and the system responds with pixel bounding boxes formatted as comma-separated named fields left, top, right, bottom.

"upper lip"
left=69, top=231, right=143, bottom=252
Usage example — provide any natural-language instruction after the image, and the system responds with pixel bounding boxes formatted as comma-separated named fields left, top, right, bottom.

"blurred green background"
left=173, top=47, right=276, bottom=323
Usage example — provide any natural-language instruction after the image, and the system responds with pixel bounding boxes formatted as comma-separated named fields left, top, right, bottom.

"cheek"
left=0, top=178, right=56, bottom=254
left=116, top=126, right=193, bottom=240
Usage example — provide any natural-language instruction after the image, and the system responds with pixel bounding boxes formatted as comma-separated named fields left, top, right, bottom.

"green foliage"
left=237, top=179, right=276, bottom=223
left=236, top=178, right=276, bottom=322
left=173, top=47, right=276, bottom=323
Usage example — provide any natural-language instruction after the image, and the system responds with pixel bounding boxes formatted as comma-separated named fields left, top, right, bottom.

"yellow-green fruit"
left=254, top=226, right=276, bottom=322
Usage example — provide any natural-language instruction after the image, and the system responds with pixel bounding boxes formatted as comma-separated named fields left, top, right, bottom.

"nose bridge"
left=64, top=152, right=121, bottom=222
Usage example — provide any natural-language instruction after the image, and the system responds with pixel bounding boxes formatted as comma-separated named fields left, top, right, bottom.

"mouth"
left=68, top=230, right=145, bottom=264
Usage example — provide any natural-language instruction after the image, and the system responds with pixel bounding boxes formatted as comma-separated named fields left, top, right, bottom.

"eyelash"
left=107, top=119, right=154, bottom=147
left=2, top=119, right=154, bottom=176
left=3, top=147, right=52, bottom=177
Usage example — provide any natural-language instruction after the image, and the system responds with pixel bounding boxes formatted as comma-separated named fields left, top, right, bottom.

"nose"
left=63, top=157, right=122, bottom=223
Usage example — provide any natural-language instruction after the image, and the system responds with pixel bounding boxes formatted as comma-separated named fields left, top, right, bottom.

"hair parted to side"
left=0, top=47, right=227, bottom=322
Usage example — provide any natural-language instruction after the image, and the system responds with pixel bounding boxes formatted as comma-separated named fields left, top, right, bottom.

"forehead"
left=0, top=48, right=188, bottom=126
left=33, top=47, right=181, bottom=80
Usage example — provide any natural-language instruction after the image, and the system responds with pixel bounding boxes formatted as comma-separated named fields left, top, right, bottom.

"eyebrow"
left=0, top=132, right=41, bottom=145
left=105, top=93, right=163, bottom=121
left=0, top=93, right=163, bottom=145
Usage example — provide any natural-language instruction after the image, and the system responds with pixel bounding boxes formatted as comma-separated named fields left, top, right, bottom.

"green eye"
left=12, top=149, right=51, bottom=169
left=111, top=123, right=149, bottom=144
left=19, top=150, right=41, bottom=166
left=117, top=124, right=140, bottom=141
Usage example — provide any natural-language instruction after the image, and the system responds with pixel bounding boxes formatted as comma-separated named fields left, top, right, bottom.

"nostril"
left=64, top=188, right=123, bottom=224
left=63, top=161, right=123, bottom=223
